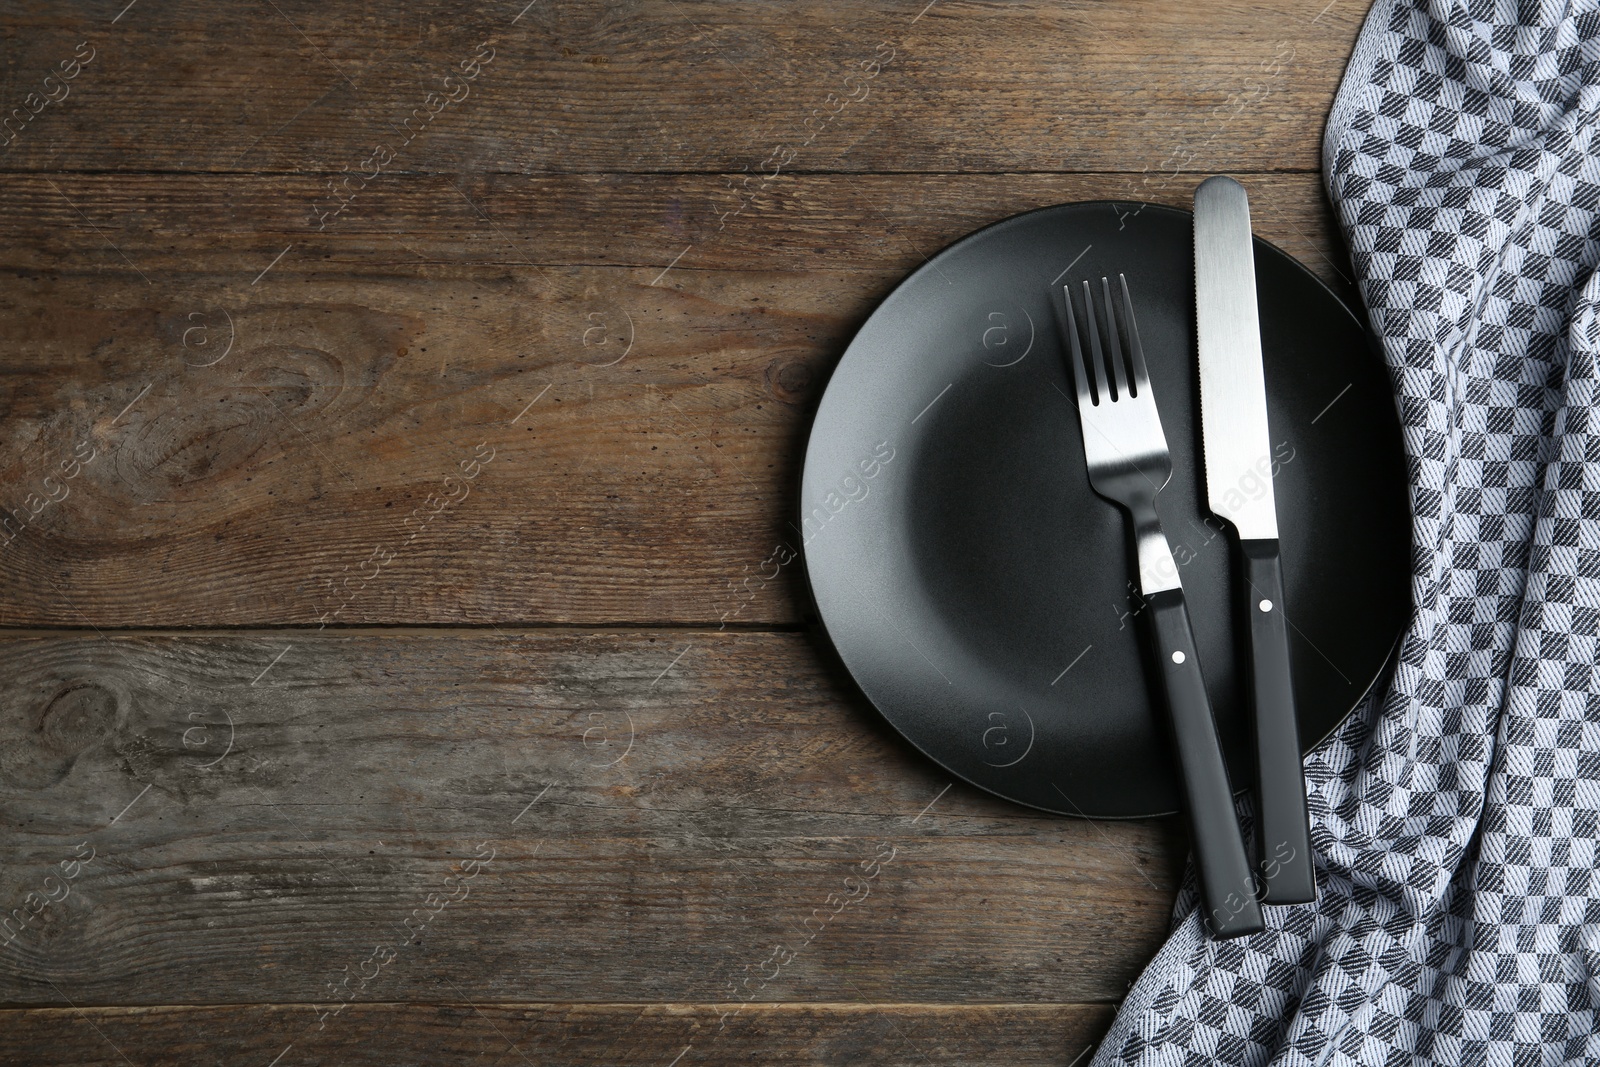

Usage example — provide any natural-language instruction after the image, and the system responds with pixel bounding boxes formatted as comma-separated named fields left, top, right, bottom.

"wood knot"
left=116, top=388, right=278, bottom=492
left=112, top=328, right=380, bottom=499
left=764, top=356, right=814, bottom=405
left=41, top=683, right=118, bottom=752
left=0, top=678, right=124, bottom=789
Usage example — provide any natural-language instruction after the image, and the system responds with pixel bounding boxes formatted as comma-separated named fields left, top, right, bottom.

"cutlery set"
left=1059, top=176, right=1315, bottom=938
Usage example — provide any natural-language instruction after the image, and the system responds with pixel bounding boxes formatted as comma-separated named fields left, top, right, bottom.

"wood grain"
left=0, top=0, right=1378, bottom=1058
left=0, top=173, right=1354, bottom=630
left=0, top=0, right=1362, bottom=175
left=0, top=632, right=1185, bottom=1007
left=0, top=1003, right=1115, bottom=1067
left=0, top=171, right=1351, bottom=279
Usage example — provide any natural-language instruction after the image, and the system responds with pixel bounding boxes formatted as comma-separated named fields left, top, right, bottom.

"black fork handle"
left=1143, top=587, right=1264, bottom=939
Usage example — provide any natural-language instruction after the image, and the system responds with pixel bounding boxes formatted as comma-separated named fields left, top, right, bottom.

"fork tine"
left=1061, top=284, right=1093, bottom=404
left=1080, top=280, right=1111, bottom=405
left=1117, top=274, right=1151, bottom=395
left=1099, top=277, right=1130, bottom=401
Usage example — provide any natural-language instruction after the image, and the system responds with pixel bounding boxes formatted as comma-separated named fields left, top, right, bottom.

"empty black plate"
left=798, top=200, right=1411, bottom=818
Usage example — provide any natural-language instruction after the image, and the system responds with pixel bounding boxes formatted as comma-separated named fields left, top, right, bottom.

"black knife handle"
left=1143, top=587, right=1264, bottom=939
left=1239, top=539, right=1316, bottom=904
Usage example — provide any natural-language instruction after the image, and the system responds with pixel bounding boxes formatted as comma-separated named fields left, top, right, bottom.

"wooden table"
left=0, top=2, right=1367, bottom=1062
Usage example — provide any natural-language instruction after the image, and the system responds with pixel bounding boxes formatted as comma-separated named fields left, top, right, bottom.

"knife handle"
left=1240, top=538, right=1316, bottom=904
left=1143, top=587, right=1264, bottom=939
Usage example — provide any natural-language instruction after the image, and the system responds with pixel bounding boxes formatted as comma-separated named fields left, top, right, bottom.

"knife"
left=1193, top=175, right=1316, bottom=905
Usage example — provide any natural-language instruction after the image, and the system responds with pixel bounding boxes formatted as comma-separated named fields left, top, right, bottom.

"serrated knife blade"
left=1193, top=175, right=1316, bottom=906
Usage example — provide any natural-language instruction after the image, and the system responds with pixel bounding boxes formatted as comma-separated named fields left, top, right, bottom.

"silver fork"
left=1061, top=274, right=1263, bottom=940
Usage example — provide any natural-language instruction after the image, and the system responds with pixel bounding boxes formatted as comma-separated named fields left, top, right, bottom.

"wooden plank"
left=0, top=1002, right=1115, bottom=1066
left=0, top=0, right=1366, bottom=175
left=0, top=632, right=1185, bottom=1006
left=0, top=172, right=1351, bottom=281
left=0, top=173, right=1354, bottom=629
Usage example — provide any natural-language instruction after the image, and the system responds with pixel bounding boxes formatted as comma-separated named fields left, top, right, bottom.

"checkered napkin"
left=1090, top=2, right=1600, bottom=1064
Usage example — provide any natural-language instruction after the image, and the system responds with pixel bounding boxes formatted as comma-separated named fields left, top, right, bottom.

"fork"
left=1061, top=274, right=1264, bottom=939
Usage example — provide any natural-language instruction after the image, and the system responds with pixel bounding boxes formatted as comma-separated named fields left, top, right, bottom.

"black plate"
left=797, top=200, right=1410, bottom=818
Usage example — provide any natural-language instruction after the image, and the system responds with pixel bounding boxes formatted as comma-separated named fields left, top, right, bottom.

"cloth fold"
left=1092, top=1, right=1600, bottom=1062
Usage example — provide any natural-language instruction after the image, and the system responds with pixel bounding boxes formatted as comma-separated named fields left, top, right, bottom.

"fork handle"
left=1143, top=587, right=1264, bottom=939
left=1240, top=539, right=1316, bottom=905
